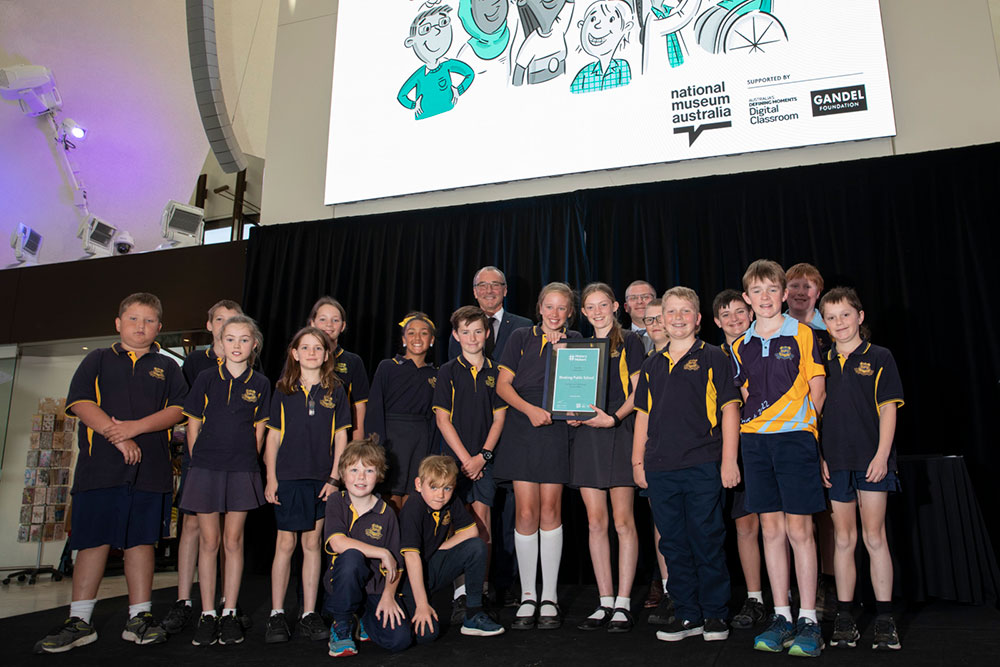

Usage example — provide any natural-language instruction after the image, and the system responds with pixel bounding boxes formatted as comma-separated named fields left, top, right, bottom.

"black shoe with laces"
left=296, top=612, right=328, bottom=641
left=236, top=606, right=252, bottom=631
left=648, top=594, right=675, bottom=626
left=265, top=612, right=290, bottom=643
left=830, top=612, right=859, bottom=648
left=731, top=597, right=765, bottom=629
left=451, top=595, right=467, bottom=625
left=161, top=600, right=194, bottom=635
left=191, top=614, right=218, bottom=647
left=872, top=616, right=901, bottom=650
left=218, top=613, right=244, bottom=645
left=34, top=617, right=98, bottom=654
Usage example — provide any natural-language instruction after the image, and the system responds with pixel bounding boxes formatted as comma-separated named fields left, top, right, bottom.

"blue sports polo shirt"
left=432, top=355, right=507, bottom=457
left=66, top=343, right=187, bottom=493
left=266, top=381, right=351, bottom=481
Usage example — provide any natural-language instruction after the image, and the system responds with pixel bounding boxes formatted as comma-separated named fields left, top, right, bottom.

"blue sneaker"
left=753, top=614, right=794, bottom=652
left=356, top=617, right=371, bottom=643
left=461, top=611, right=505, bottom=637
left=788, top=618, right=824, bottom=657
left=328, top=620, right=358, bottom=657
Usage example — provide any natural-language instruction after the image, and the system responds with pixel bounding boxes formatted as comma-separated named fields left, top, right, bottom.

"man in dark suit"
left=448, top=266, right=532, bottom=362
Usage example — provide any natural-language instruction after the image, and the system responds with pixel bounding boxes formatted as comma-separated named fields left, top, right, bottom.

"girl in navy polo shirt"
left=366, top=311, right=438, bottom=510
left=308, top=297, right=370, bottom=434
left=819, top=288, right=904, bottom=651
left=181, top=315, right=271, bottom=647
left=495, top=282, right=581, bottom=631
left=263, top=326, right=351, bottom=643
left=571, top=283, right=645, bottom=632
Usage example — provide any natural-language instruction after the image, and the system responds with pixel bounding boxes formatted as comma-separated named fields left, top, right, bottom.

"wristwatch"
left=480, top=450, right=494, bottom=463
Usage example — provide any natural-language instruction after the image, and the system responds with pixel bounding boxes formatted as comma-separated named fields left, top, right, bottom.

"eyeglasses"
left=417, top=15, right=450, bottom=35
left=626, top=293, right=655, bottom=303
left=642, top=315, right=663, bottom=326
left=474, top=281, right=506, bottom=290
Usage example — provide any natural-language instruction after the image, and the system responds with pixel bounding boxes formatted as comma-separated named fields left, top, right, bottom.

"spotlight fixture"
left=9, top=223, right=42, bottom=264
left=157, top=200, right=205, bottom=249
left=77, top=216, right=118, bottom=257
left=0, top=65, right=62, bottom=116
left=59, top=118, right=87, bottom=142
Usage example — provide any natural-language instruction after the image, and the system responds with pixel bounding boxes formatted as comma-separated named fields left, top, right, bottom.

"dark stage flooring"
left=5, top=577, right=999, bottom=666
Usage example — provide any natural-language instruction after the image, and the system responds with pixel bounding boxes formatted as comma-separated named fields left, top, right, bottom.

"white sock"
left=610, top=596, right=631, bottom=622
left=454, top=584, right=466, bottom=599
left=798, top=608, right=818, bottom=623
left=202, top=610, right=218, bottom=618
left=589, top=596, right=615, bottom=619
left=748, top=591, right=764, bottom=604
left=775, top=605, right=792, bottom=622
left=662, top=578, right=668, bottom=594
left=128, top=601, right=151, bottom=619
left=514, top=530, right=538, bottom=617
left=70, top=599, right=97, bottom=624
left=270, top=609, right=284, bottom=617
left=539, top=525, right=563, bottom=606
left=222, top=607, right=236, bottom=617
left=178, top=599, right=193, bottom=607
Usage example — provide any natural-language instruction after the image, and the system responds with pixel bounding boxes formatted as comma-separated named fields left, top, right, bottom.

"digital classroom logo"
left=672, top=81, right=732, bottom=146
left=811, top=84, right=868, bottom=116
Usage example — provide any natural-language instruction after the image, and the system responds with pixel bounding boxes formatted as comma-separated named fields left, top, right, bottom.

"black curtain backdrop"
left=244, top=142, right=1000, bottom=578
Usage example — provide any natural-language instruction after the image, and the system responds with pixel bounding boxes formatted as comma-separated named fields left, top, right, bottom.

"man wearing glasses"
left=624, top=280, right=657, bottom=354
left=448, top=266, right=532, bottom=362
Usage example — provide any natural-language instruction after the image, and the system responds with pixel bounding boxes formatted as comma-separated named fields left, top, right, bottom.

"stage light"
left=60, top=118, right=87, bottom=141
left=78, top=216, right=118, bottom=257
left=9, top=223, right=42, bottom=264
left=156, top=200, right=205, bottom=249
left=0, top=65, right=62, bottom=116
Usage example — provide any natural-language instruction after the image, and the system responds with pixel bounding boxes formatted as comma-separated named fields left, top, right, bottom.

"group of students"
left=34, top=257, right=904, bottom=660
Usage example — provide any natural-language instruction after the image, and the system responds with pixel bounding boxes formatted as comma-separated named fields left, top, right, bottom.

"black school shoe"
left=295, top=612, right=328, bottom=641
left=451, top=595, right=467, bottom=625
left=191, top=614, right=218, bottom=647
left=218, top=613, right=245, bottom=645
left=648, top=594, right=676, bottom=626
left=577, top=606, right=613, bottom=631
left=161, top=600, right=194, bottom=635
left=731, top=597, right=765, bottom=629
left=536, top=601, right=562, bottom=630
left=264, top=612, right=291, bottom=643
left=511, top=599, right=538, bottom=630
left=607, top=608, right=634, bottom=633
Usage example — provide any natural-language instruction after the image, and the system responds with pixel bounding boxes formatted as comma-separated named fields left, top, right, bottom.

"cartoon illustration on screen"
left=397, top=4, right=476, bottom=120
left=692, top=0, right=787, bottom=54
left=456, top=0, right=518, bottom=82
left=570, top=0, right=634, bottom=93
left=637, top=0, right=702, bottom=74
left=512, top=0, right=576, bottom=86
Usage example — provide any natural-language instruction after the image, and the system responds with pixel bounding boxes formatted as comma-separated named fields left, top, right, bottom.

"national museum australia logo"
left=671, top=81, right=733, bottom=146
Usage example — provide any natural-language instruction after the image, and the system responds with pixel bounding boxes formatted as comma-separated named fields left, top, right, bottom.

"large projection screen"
left=325, top=0, right=895, bottom=205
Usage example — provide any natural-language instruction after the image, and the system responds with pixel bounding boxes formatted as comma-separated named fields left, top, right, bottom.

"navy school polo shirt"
left=822, top=341, right=904, bottom=472
left=366, top=355, right=437, bottom=445
left=66, top=343, right=187, bottom=494
left=266, top=382, right=351, bottom=481
left=182, top=346, right=221, bottom=386
left=324, top=491, right=401, bottom=595
left=606, top=330, right=646, bottom=410
left=333, top=346, right=370, bottom=407
left=432, top=355, right=507, bottom=457
left=183, top=364, right=271, bottom=472
left=399, top=492, right=476, bottom=562
left=497, top=326, right=582, bottom=404
left=634, top=339, right=742, bottom=472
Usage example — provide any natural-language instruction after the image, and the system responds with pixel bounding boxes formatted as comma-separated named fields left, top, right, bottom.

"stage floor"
left=4, top=576, right=998, bottom=666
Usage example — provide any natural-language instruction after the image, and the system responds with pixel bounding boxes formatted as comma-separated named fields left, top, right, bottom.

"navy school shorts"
left=827, top=469, right=901, bottom=503
left=740, top=431, right=826, bottom=516
left=70, top=485, right=171, bottom=550
left=273, top=478, right=326, bottom=532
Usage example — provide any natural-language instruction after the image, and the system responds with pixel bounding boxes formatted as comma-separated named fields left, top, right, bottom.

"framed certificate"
left=542, top=338, right=609, bottom=420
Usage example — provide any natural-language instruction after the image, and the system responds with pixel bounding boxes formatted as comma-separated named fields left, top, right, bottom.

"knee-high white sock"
left=539, top=525, right=563, bottom=604
left=514, top=530, right=538, bottom=616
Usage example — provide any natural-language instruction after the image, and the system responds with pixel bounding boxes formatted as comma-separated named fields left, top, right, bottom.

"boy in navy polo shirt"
left=819, top=287, right=904, bottom=651
left=433, top=306, right=507, bottom=619
left=163, top=299, right=243, bottom=635
left=730, top=260, right=827, bottom=656
left=399, top=456, right=504, bottom=642
left=325, top=437, right=410, bottom=657
left=632, top=287, right=741, bottom=644
left=35, top=293, right=187, bottom=654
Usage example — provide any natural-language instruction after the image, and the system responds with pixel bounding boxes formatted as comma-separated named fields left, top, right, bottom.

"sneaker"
left=296, top=612, right=328, bottom=641
left=161, top=600, right=194, bottom=635
left=753, top=614, right=794, bottom=652
left=218, top=613, right=245, bottom=645
left=264, top=612, right=291, bottom=643
left=830, top=612, right=859, bottom=648
left=731, top=597, right=765, bottom=629
left=329, top=620, right=358, bottom=657
left=451, top=594, right=467, bottom=625
left=357, top=618, right=371, bottom=643
left=121, top=611, right=168, bottom=645
left=34, top=617, right=98, bottom=654
left=656, top=618, right=704, bottom=642
left=872, top=616, right=901, bottom=650
left=647, top=594, right=675, bottom=625
left=703, top=618, right=730, bottom=641
left=788, top=617, right=824, bottom=657
left=191, top=614, right=218, bottom=646
left=461, top=611, right=505, bottom=637
left=236, top=606, right=253, bottom=631
left=644, top=579, right=664, bottom=609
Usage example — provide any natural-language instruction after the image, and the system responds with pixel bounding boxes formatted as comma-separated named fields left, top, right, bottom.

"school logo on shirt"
left=683, top=359, right=700, bottom=371
left=776, top=346, right=794, bottom=360
left=241, top=389, right=259, bottom=402
left=427, top=377, right=437, bottom=388
left=320, top=394, right=336, bottom=409
left=148, top=367, right=166, bottom=380
left=441, top=511, right=451, bottom=526
left=611, top=349, right=621, bottom=358
left=335, top=362, right=348, bottom=373
left=485, top=375, right=496, bottom=388
left=365, top=523, right=383, bottom=540
left=854, top=362, right=874, bottom=376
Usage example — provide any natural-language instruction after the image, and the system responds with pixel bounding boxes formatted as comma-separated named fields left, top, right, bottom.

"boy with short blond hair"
left=399, top=455, right=504, bottom=642
left=730, top=260, right=827, bottom=656
left=35, top=293, right=187, bottom=653
left=325, top=437, right=410, bottom=656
